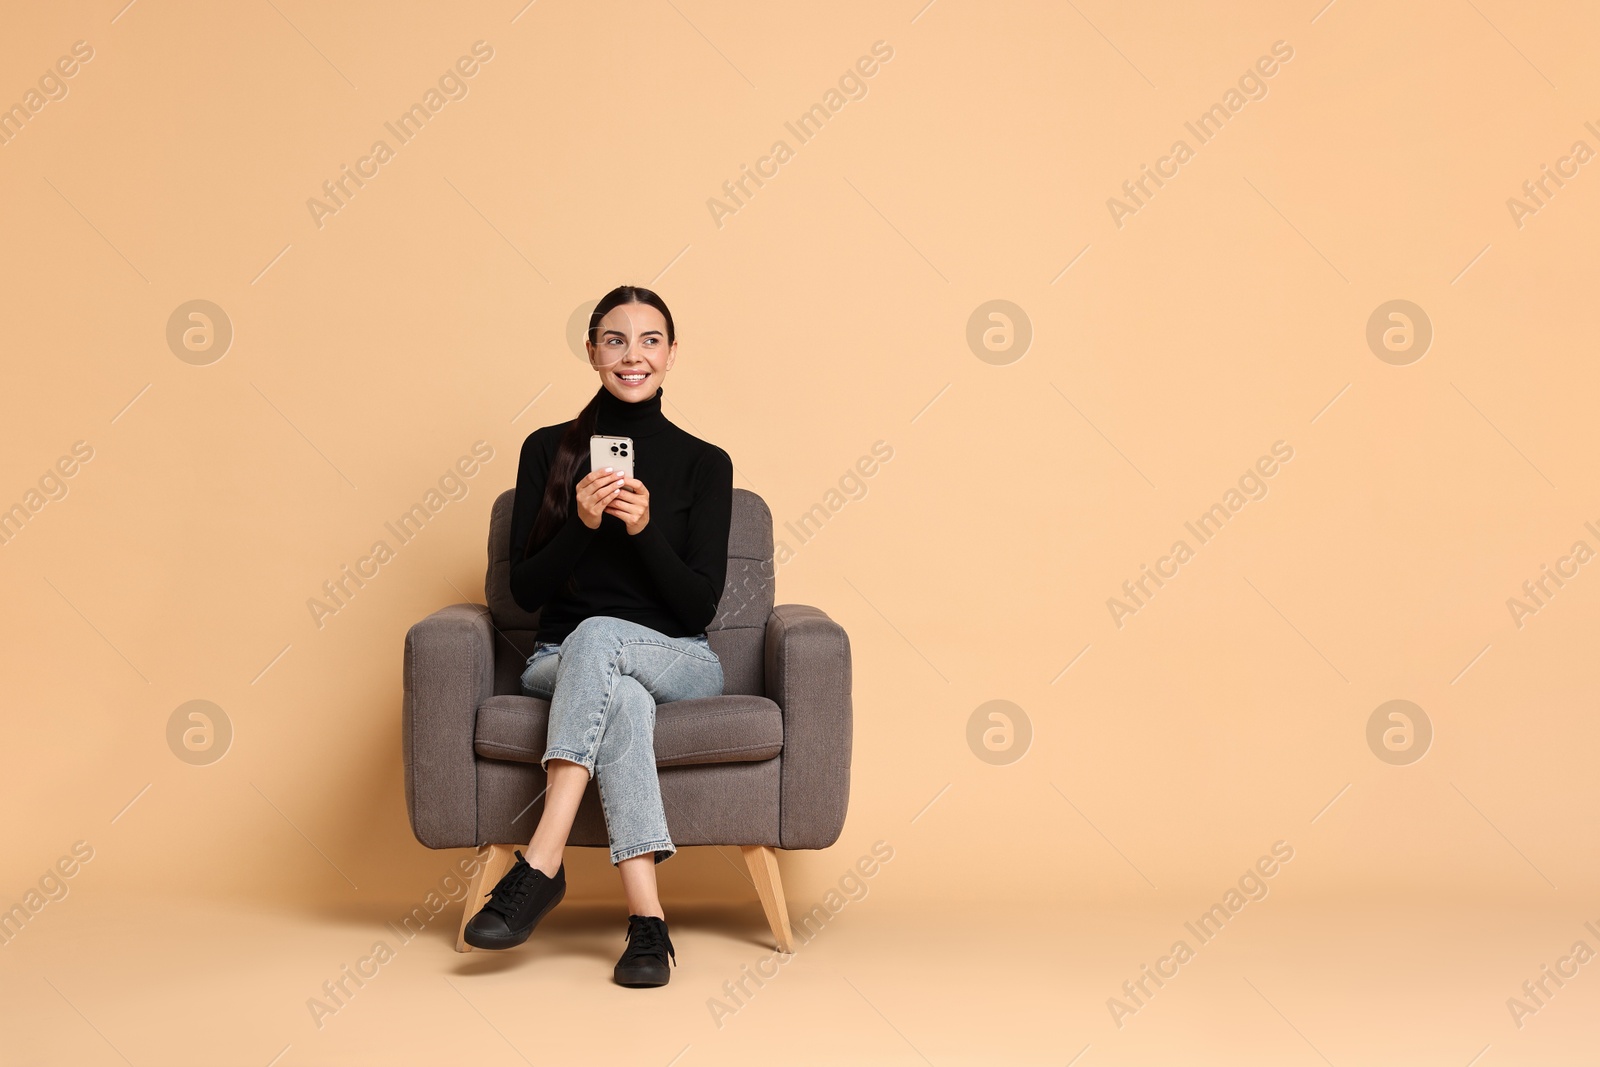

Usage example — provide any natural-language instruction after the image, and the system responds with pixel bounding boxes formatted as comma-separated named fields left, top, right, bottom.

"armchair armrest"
left=403, top=602, right=495, bottom=849
left=764, top=603, right=852, bottom=849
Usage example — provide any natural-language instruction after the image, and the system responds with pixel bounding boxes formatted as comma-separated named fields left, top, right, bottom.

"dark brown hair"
left=522, top=285, right=677, bottom=560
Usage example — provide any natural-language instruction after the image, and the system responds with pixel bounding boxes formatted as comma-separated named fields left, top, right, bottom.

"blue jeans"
left=519, top=615, right=724, bottom=865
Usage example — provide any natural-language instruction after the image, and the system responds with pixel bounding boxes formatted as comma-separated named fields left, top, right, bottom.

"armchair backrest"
left=484, top=487, right=775, bottom=696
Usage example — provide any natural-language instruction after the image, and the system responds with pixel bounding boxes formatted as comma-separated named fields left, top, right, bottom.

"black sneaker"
left=463, top=850, right=566, bottom=950
left=614, top=914, right=677, bottom=987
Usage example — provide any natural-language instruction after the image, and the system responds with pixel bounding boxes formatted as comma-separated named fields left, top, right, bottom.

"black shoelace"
left=622, top=916, right=676, bottom=966
left=484, top=851, right=540, bottom=918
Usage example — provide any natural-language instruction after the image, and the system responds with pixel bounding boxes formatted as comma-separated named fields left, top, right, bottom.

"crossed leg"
left=518, top=616, right=723, bottom=918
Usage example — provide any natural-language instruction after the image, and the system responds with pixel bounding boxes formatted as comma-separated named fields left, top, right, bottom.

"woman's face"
left=588, top=302, right=676, bottom=402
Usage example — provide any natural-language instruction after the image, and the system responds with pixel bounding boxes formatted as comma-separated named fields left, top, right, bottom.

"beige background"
left=3, top=0, right=1599, bottom=1063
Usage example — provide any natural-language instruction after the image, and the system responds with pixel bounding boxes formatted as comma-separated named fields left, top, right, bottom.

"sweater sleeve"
left=507, top=430, right=597, bottom=614
left=632, top=444, right=733, bottom=633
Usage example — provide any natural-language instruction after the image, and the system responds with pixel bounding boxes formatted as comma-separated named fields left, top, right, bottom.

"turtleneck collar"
left=593, top=383, right=670, bottom=439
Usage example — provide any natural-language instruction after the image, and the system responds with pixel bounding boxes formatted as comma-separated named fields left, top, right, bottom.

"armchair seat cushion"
left=473, top=693, right=784, bottom=768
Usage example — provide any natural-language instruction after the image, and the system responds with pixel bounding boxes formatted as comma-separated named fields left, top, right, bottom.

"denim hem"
left=612, top=839, right=675, bottom=866
left=541, top=749, right=596, bottom=779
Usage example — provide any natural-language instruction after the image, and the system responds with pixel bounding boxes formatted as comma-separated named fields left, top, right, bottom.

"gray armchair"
left=403, top=487, right=852, bottom=951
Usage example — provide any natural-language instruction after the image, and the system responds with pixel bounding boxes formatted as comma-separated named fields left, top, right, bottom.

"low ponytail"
left=522, top=391, right=600, bottom=559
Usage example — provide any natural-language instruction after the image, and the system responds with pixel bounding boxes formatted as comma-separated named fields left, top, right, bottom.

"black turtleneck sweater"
left=507, top=385, right=734, bottom=644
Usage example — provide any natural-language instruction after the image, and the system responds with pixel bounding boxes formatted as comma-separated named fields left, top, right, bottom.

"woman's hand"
left=575, top=467, right=627, bottom=530
left=604, top=477, right=650, bottom=535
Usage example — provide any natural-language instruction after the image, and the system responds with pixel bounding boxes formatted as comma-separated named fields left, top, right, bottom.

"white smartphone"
left=590, top=434, right=634, bottom=479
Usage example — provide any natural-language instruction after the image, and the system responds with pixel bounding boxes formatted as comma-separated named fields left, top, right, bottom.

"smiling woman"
left=477, top=285, right=736, bottom=986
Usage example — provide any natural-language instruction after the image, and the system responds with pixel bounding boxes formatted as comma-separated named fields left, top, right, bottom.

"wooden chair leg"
left=741, top=845, right=796, bottom=954
left=456, top=843, right=518, bottom=953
